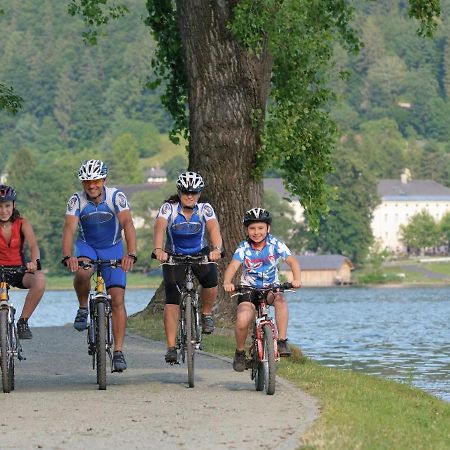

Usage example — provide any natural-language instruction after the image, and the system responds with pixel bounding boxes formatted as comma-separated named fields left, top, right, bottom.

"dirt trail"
left=0, top=326, right=318, bottom=449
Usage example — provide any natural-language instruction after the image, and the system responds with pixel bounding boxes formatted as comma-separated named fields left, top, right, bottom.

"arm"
left=62, top=214, right=80, bottom=273
left=285, top=255, right=301, bottom=288
left=153, top=216, right=168, bottom=262
left=205, top=218, right=222, bottom=261
left=21, top=219, right=40, bottom=272
left=223, top=259, right=241, bottom=292
left=117, top=209, right=137, bottom=272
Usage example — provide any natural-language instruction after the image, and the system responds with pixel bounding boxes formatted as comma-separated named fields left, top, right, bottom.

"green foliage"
left=439, top=211, right=450, bottom=246
left=0, top=83, right=23, bottom=114
left=304, top=146, right=379, bottom=265
left=110, top=133, right=142, bottom=184
left=400, top=209, right=440, bottom=251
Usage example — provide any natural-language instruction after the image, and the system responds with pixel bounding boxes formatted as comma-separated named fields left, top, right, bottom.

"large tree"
left=69, top=0, right=441, bottom=318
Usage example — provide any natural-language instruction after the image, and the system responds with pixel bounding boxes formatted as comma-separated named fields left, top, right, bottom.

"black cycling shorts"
left=163, top=262, right=218, bottom=305
left=5, top=270, right=26, bottom=290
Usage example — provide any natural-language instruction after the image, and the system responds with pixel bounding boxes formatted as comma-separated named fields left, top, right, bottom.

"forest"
left=1, top=0, right=450, bottom=271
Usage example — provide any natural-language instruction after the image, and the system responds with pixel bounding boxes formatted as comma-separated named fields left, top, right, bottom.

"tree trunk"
left=176, top=0, right=272, bottom=321
left=144, top=1, right=272, bottom=322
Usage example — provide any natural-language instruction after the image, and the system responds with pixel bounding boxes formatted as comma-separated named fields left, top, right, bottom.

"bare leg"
left=164, top=304, right=180, bottom=348
left=20, top=272, right=46, bottom=319
left=73, top=268, right=92, bottom=308
left=235, top=302, right=255, bottom=351
left=200, top=286, right=217, bottom=315
left=108, top=287, right=127, bottom=352
left=273, top=293, right=289, bottom=340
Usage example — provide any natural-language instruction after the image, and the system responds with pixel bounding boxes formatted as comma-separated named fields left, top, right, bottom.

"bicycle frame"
left=79, top=259, right=119, bottom=390
left=234, top=283, right=293, bottom=395
left=0, top=266, right=27, bottom=393
left=159, top=253, right=214, bottom=388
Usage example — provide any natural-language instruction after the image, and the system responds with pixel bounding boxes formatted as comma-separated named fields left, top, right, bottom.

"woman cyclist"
left=0, top=185, right=45, bottom=339
left=153, top=171, right=223, bottom=363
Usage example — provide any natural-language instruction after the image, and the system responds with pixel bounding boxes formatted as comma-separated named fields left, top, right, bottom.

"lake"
left=12, top=286, right=450, bottom=401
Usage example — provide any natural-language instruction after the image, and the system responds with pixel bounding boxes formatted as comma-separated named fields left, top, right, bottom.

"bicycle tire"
left=8, top=325, right=15, bottom=391
left=0, top=309, right=11, bottom=393
left=262, top=324, right=276, bottom=395
left=254, top=341, right=264, bottom=391
left=96, top=301, right=107, bottom=390
left=185, top=295, right=195, bottom=388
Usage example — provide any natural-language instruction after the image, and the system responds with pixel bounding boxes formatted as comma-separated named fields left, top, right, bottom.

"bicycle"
left=0, top=265, right=28, bottom=393
left=78, top=258, right=121, bottom=390
left=233, top=282, right=293, bottom=395
left=154, top=252, right=215, bottom=388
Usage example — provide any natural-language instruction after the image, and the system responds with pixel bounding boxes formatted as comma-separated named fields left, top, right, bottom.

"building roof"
left=281, top=255, right=353, bottom=271
left=263, top=178, right=297, bottom=200
left=145, top=168, right=167, bottom=178
left=378, top=180, right=450, bottom=201
left=116, top=183, right=164, bottom=198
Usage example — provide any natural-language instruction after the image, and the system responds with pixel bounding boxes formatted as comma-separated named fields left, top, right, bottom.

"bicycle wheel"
left=0, top=309, right=11, bottom=393
left=8, top=324, right=15, bottom=391
left=185, top=295, right=195, bottom=388
left=254, top=340, right=264, bottom=392
left=96, top=300, right=107, bottom=390
left=262, top=324, right=276, bottom=395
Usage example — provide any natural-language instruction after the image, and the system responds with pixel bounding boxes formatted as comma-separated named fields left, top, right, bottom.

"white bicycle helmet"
left=78, top=159, right=108, bottom=181
left=176, top=171, right=204, bottom=193
left=243, top=208, right=272, bottom=226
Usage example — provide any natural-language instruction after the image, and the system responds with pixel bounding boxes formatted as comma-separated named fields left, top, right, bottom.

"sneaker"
left=17, top=318, right=32, bottom=340
left=165, top=347, right=178, bottom=364
left=277, top=338, right=292, bottom=357
left=73, top=308, right=89, bottom=331
left=201, top=314, right=214, bottom=334
left=112, top=351, right=127, bottom=372
left=233, top=349, right=246, bottom=372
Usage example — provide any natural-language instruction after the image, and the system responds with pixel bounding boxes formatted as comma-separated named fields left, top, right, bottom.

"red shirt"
left=0, top=218, right=24, bottom=266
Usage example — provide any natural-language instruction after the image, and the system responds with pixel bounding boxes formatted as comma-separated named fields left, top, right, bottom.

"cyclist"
left=223, top=207, right=301, bottom=372
left=0, top=184, right=45, bottom=339
left=62, top=159, right=137, bottom=372
left=153, top=171, right=223, bottom=363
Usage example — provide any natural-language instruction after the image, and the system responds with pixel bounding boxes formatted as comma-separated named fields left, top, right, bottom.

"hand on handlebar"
left=64, top=256, right=80, bottom=273
left=223, top=282, right=235, bottom=293
left=120, top=254, right=135, bottom=272
left=291, top=279, right=301, bottom=289
left=153, top=248, right=168, bottom=262
left=208, top=249, right=222, bottom=262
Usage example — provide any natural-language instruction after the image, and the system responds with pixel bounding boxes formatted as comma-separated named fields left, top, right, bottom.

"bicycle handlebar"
left=78, top=259, right=122, bottom=270
left=151, top=251, right=217, bottom=265
left=233, top=282, right=294, bottom=293
left=0, top=265, right=28, bottom=276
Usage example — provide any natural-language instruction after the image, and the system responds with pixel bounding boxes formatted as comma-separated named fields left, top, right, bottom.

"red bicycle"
left=233, top=282, right=293, bottom=395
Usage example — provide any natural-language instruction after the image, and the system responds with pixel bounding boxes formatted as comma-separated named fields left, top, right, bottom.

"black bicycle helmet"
left=243, top=207, right=272, bottom=226
left=0, top=185, right=17, bottom=202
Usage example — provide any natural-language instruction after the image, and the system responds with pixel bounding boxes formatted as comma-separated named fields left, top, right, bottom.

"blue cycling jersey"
left=156, top=201, right=217, bottom=255
left=65, top=186, right=130, bottom=249
left=232, top=234, right=292, bottom=288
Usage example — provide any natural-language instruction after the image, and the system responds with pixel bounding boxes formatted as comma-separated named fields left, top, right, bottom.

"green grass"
left=127, top=313, right=450, bottom=450
left=45, top=273, right=162, bottom=290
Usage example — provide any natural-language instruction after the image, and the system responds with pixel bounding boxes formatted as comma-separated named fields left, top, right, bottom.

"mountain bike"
left=156, top=253, right=216, bottom=388
left=78, top=258, right=120, bottom=390
left=0, top=266, right=28, bottom=393
left=233, top=282, right=293, bottom=395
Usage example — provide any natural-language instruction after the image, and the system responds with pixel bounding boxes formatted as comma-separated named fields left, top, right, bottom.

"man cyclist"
left=62, top=159, right=137, bottom=372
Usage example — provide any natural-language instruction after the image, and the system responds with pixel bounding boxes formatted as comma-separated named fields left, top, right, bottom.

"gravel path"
left=0, top=326, right=318, bottom=450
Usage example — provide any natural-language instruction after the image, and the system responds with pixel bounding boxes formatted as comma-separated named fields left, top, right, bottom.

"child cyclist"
left=223, top=207, right=301, bottom=372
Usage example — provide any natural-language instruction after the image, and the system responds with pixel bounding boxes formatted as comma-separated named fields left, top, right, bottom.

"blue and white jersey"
left=156, top=202, right=217, bottom=255
left=232, top=234, right=292, bottom=288
left=65, top=186, right=130, bottom=249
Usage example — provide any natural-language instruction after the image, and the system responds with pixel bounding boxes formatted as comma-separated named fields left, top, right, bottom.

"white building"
left=371, top=174, right=450, bottom=253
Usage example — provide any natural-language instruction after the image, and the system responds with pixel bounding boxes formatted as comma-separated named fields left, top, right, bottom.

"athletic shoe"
left=73, top=308, right=89, bottom=331
left=112, top=351, right=127, bottom=372
left=165, top=347, right=178, bottom=364
left=17, top=318, right=32, bottom=339
left=201, top=314, right=214, bottom=334
left=277, top=338, right=292, bottom=357
left=233, top=349, right=246, bottom=372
